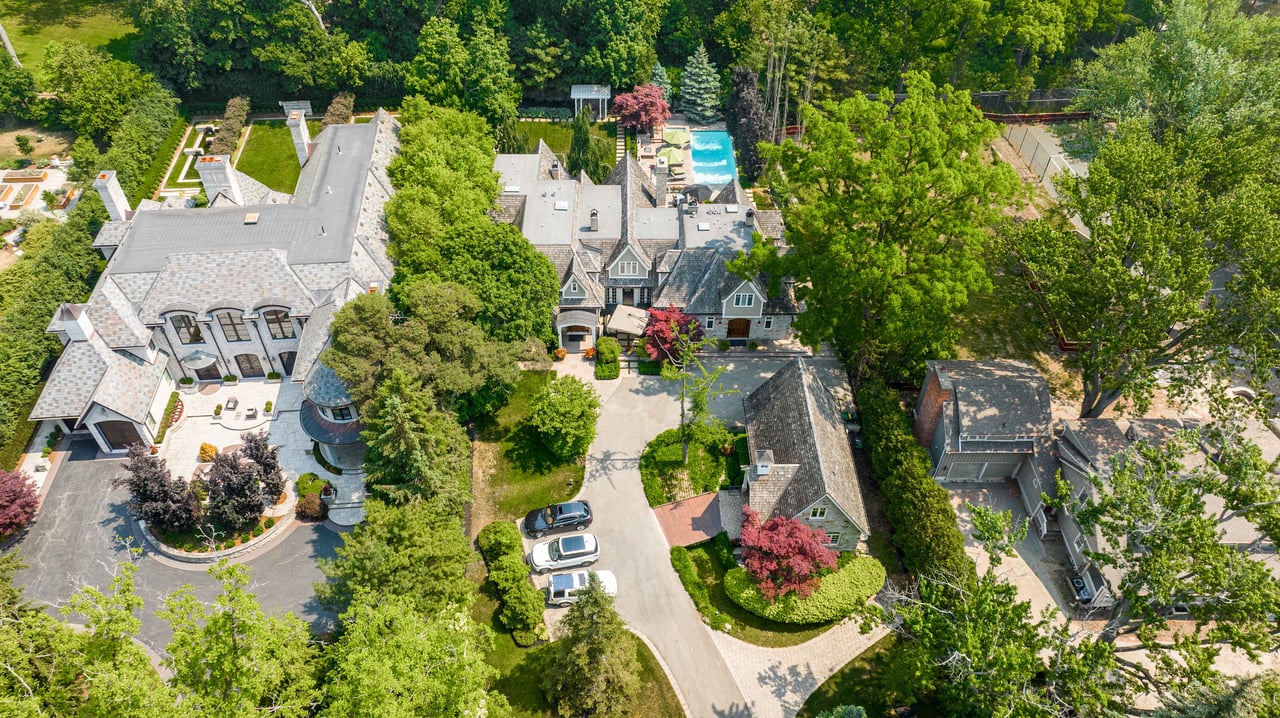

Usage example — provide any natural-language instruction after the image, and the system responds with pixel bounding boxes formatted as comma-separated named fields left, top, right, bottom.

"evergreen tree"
left=543, top=575, right=640, bottom=717
left=650, top=61, right=671, bottom=101
left=727, top=66, right=768, bottom=184
left=362, top=371, right=470, bottom=509
left=567, top=106, right=615, bottom=183
left=681, top=44, right=720, bottom=124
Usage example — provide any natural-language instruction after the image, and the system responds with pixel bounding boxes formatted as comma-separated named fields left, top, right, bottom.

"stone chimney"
left=754, top=449, right=774, bottom=477
left=655, top=164, right=668, bottom=204
left=286, top=110, right=311, bottom=165
left=92, top=170, right=131, bottom=221
left=195, top=155, right=243, bottom=206
left=50, top=303, right=94, bottom=344
left=589, top=208, right=599, bottom=232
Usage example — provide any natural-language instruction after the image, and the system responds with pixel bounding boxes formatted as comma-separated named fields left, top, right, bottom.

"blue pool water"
left=689, top=130, right=738, bottom=187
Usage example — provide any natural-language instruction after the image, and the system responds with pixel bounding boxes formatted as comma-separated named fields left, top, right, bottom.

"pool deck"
left=638, top=117, right=737, bottom=195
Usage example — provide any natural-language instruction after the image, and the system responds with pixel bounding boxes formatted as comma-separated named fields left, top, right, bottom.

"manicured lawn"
left=685, top=543, right=832, bottom=648
left=517, top=120, right=615, bottom=156
left=798, top=635, right=943, bottom=717
left=475, top=371, right=584, bottom=520
left=471, top=574, right=684, bottom=718
left=234, top=119, right=323, bottom=194
left=639, top=428, right=725, bottom=506
left=0, top=0, right=136, bottom=65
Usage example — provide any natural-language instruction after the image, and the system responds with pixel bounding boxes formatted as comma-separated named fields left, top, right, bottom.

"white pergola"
left=571, top=85, right=612, bottom=120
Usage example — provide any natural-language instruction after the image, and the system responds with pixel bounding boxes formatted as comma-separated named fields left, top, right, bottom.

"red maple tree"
left=740, top=506, right=838, bottom=602
left=643, top=305, right=702, bottom=364
left=0, top=469, right=39, bottom=538
left=612, top=84, right=671, bottom=132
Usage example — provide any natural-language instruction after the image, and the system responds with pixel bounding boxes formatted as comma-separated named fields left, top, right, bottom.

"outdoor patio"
left=158, top=378, right=366, bottom=525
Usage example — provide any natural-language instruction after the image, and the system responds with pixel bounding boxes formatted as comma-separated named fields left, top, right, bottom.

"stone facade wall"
left=794, top=496, right=861, bottom=552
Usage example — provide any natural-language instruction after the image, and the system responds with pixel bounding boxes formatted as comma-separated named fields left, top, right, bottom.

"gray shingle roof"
left=137, top=249, right=315, bottom=324
left=744, top=358, right=870, bottom=534
left=293, top=278, right=362, bottom=382
left=30, top=336, right=165, bottom=423
left=87, top=277, right=150, bottom=348
left=753, top=209, right=784, bottom=239
left=927, top=360, right=1051, bottom=439
left=92, top=221, right=131, bottom=249
left=304, top=362, right=354, bottom=408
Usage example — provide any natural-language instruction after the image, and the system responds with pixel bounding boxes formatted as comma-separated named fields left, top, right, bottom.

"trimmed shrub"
left=198, top=442, right=218, bottom=462
left=637, top=360, right=662, bottom=376
left=671, top=546, right=731, bottom=630
left=323, top=91, right=355, bottom=126
left=594, top=360, right=620, bottom=380
left=723, top=557, right=886, bottom=624
left=859, top=380, right=974, bottom=582
left=595, top=336, right=621, bottom=364
left=479, top=520, right=547, bottom=646
left=264, top=516, right=276, bottom=529
left=717, top=339, right=731, bottom=351
left=477, top=520, right=523, bottom=561
left=208, top=96, right=250, bottom=155
left=296, top=472, right=324, bottom=496
left=709, top=531, right=736, bottom=571
left=295, top=493, right=327, bottom=521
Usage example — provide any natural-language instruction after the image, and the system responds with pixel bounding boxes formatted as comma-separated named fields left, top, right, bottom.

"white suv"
left=528, top=533, right=600, bottom=574
left=546, top=570, right=618, bottom=607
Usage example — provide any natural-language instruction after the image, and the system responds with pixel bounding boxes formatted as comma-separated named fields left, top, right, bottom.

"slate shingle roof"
left=86, top=277, right=150, bottom=348
left=137, top=249, right=315, bottom=324
left=744, top=358, right=871, bottom=535
left=927, top=360, right=1051, bottom=440
left=31, top=336, right=165, bottom=423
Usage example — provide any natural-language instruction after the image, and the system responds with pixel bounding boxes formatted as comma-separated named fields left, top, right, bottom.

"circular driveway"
left=10, top=438, right=340, bottom=652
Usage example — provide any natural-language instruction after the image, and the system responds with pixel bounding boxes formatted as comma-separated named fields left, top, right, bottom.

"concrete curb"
left=136, top=512, right=294, bottom=565
left=628, top=626, right=693, bottom=718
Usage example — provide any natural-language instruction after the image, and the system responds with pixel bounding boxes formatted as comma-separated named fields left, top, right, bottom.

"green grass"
left=476, top=371, right=584, bottom=520
left=471, top=575, right=684, bottom=718
left=161, top=125, right=208, bottom=189
left=685, top=543, right=833, bottom=647
left=0, top=0, right=137, bottom=66
left=0, top=381, right=42, bottom=471
left=724, top=432, right=749, bottom=485
left=798, top=635, right=943, bottom=718
left=639, top=429, right=725, bottom=506
left=516, top=120, right=616, bottom=156
left=234, top=119, right=323, bottom=193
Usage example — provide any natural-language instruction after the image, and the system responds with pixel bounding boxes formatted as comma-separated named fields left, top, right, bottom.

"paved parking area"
left=11, top=438, right=341, bottom=653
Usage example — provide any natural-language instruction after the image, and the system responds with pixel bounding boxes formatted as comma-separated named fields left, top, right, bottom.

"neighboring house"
left=492, top=144, right=796, bottom=351
left=914, top=359, right=1059, bottom=536
left=740, top=358, right=871, bottom=551
left=30, top=110, right=401, bottom=470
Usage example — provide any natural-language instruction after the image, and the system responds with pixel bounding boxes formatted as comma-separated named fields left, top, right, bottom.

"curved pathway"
left=11, top=439, right=340, bottom=653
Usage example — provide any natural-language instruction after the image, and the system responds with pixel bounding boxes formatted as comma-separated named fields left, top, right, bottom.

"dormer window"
left=319, top=404, right=357, bottom=423
left=568, top=279, right=581, bottom=293
left=620, top=261, right=639, bottom=276
left=263, top=309, right=295, bottom=339
left=733, top=293, right=755, bottom=307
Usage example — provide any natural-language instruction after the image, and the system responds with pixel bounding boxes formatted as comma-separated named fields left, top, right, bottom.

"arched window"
left=263, top=309, right=294, bottom=339
left=218, top=311, right=250, bottom=342
left=170, top=314, right=203, bottom=344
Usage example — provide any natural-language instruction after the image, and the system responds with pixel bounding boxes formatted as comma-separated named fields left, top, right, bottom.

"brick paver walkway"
left=652, top=492, right=722, bottom=546
left=711, top=619, right=891, bottom=718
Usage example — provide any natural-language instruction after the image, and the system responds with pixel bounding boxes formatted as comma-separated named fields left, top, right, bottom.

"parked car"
left=528, top=533, right=600, bottom=574
left=546, top=569, right=618, bottom=607
left=523, top=500, right=592, bottom=538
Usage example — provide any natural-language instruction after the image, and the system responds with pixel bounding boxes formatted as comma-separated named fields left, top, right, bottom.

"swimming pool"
left=689, top=130, right=737, bottom=187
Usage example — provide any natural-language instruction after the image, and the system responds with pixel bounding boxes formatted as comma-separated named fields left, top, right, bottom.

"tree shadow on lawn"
left=5, top=0, right=115, bottom=30
left=503, top=424, right=562, bottom=475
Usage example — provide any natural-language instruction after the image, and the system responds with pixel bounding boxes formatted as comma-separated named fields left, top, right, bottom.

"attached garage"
left=95, top=420, right=143, bottom=452
left=941, top=457, right=1024, bottom=482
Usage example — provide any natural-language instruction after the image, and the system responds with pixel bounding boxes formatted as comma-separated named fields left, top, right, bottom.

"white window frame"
left=823, top=532, right=841, bottom=546
left=607, top=288, right=618, bottom=304
left=810, top=506, right=827, bottom=519
left=763, top=316, right=773, bottom=329
left=705, top=317, right=715, bottom=329
left=638, top=287, right=650, bottom=304
left=733, top=293, right=755, bottom=308
left=1073, top=533, right=1087, bottom=554
left=620, top=261, right=639, bottom=276
left=568, top=279, right=580, bottom=293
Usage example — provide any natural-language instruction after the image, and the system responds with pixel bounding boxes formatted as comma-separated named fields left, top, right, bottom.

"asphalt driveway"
left=11, top=438, right=341, bottom=653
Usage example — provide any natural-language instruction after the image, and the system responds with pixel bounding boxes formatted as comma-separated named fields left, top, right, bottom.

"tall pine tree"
left=650, top=62, right=671, bottom=101
left=681, top=45, right=720, bottom=124
left=727, top=66, right=768, bottom=184
left=542, top=575, right=640, bottom=716
left=568, top=106, right=615, bottom=183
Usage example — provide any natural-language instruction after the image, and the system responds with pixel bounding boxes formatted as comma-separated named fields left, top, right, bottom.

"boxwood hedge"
left=478, top=521, right=547, bottom=646
left=723, top=556, right=886, bottom=624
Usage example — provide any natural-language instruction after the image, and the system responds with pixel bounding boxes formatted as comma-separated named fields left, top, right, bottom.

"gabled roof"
left=31, top=335, right=165, bottom=423
left=86, top=277, right=150, bottom=348
left=744, top=358, right=870, bottom=534
left=136, top=249, right=315, bottom=324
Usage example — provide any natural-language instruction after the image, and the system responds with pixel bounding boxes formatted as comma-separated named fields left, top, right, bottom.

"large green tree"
left=733, top=72, right=1022, bottom=383
left=543, top=575, right=640, bottom=718
left=161, top=562, right=317, bottom=718
left=361, top=371, right=471, bottom=508
left=321, top=593, right=510, bottom=717
left=568, top=106, right=615, bottom=184
left=526, top=375, right=601, bottom=462
left=315, top=497, right=476, bottom=616
left=681, top=44, right=721, bottom=123
left=407, top=18, right=521, bottom=131
left=42, top=41, right=156, bottom=139
left=323, top=281, right=519, bottom=421
left=1008, top=126, right=1280, bottom=418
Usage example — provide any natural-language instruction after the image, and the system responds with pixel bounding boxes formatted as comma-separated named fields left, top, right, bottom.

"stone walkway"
left=711, top=621, right=891, bottom=718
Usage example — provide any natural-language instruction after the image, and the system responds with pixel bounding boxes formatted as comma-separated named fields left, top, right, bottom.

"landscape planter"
left=178, top=382, right=197, bottom=394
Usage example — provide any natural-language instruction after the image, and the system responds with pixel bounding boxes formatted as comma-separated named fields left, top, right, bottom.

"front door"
left=278, top=351, right=296, bottom=376
left=563, top=326, right=592, bottom=353
left=235, top=354, right=265, bottom=378
left=727, top=318, right=751, bottom=339
left=96, top=420, right=142, bottom=451
left=194, top=363, right=221, bottom=381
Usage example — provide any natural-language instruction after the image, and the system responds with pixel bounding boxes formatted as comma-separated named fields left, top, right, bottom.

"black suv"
left=523, top=501, right=593, bottom=538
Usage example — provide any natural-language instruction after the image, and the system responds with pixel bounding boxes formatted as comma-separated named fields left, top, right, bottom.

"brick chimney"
left=286, top=110, right=311, bottom=165
left=195, top=155, right=243, bottom=206
left=92, top=170, right=131, bottom=221
left=913, top=366, right=952, bottom=447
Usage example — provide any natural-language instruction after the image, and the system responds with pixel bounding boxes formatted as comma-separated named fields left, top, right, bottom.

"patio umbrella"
left=662, top=128, right=691, bottom=145
left=179, top=349, right=219, bottom=370
left=684, top=184, right=714, bottom=202
left=656, top=146, right=685, bottom=166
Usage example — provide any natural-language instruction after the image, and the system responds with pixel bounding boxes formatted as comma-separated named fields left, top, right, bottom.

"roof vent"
left=554, top=200, right=570, bottom=211
left=725, top=204, right=739, bottom=213
left=243, top=213, right=259, bottom=224
left=697, top=222, right=710, bottom=231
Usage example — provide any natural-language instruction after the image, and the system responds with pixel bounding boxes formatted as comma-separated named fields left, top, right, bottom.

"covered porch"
left=557, top=309, right=600, bottom=353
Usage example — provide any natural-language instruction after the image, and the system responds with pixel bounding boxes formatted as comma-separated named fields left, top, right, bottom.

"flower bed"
left=723, top=555, right=886, bottom=624
left=147, top=514, right=277, bottom=554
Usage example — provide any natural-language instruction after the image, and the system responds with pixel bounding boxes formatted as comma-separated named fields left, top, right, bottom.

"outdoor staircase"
left=615, top=122, right=626, bottom=160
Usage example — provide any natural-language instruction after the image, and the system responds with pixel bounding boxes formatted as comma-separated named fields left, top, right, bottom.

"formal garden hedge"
left=208, top=96, right=250, bottom=155
left=858, top=380, right=974, bottom=582
left=723, top=554, right=886, bottom=624
left=671, top=545, right=732, bottom=629
left=478, top=521, right=548, bottom=646
left=594, top=336, right=621, bottom=380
